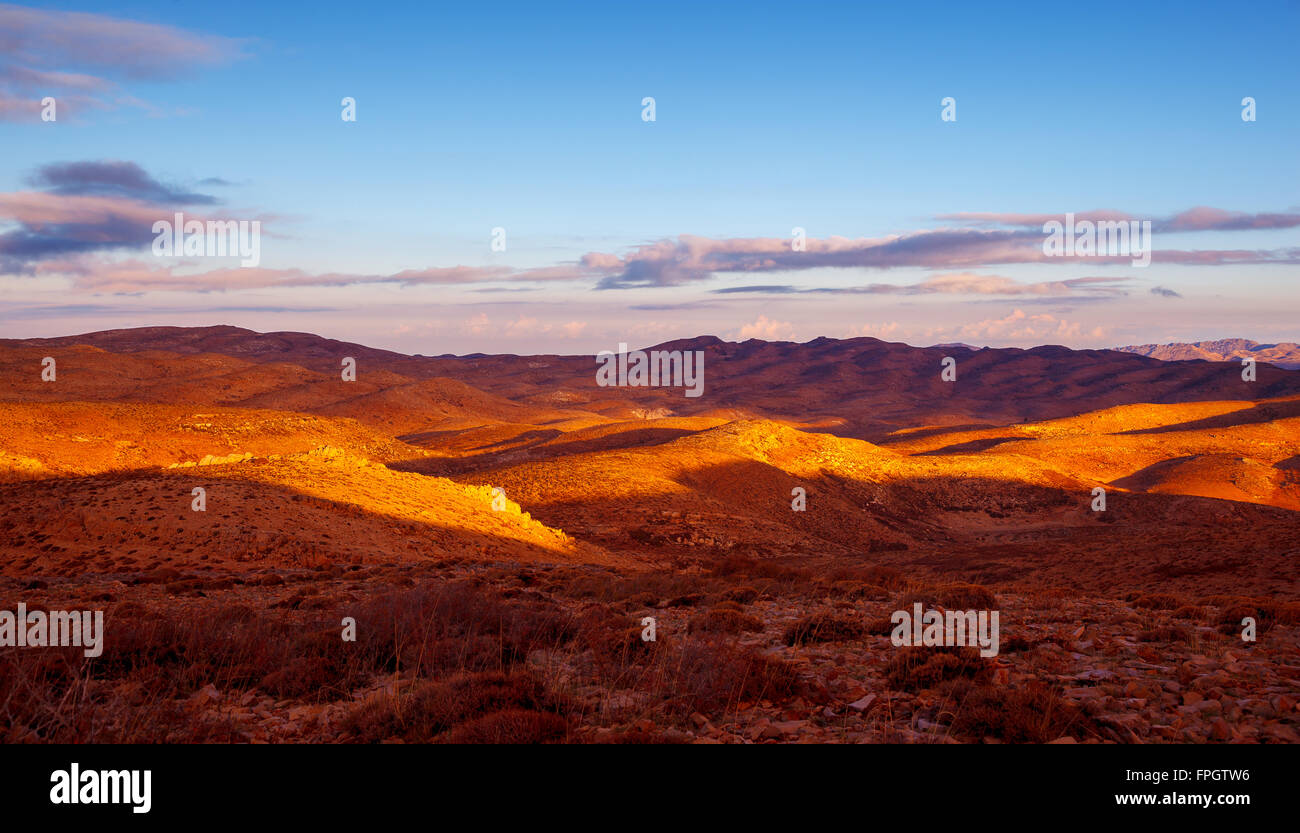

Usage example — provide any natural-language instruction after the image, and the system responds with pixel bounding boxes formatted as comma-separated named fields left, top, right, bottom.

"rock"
left=189, top=684, right=220, bottom=708
left=1074, top=669, right=1117, bottom=682
left=847, top=693, right=877, bottom=712
left=1209, top=719, right=1232, bottom=741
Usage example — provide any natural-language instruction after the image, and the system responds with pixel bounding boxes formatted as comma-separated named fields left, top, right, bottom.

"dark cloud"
left=1150, top=286, right=1183, bottom=298
left=713, top=285, right=799, bottom=294
left=28, top=160, right=219, bottom=205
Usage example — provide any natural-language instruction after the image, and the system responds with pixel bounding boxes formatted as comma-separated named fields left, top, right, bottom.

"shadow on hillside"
left=914, top=436, right=1028, bottom=455
left=422, top=453, right=1300, bottom=596
left=876, top=424, right=1000, bottom=445
left=1107, top=456, right=1200, bottom=491
left=389, top=426, right=700, bottom=476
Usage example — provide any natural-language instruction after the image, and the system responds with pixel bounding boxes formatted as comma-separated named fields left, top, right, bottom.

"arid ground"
left=1, top=326, right=1297, bottom=743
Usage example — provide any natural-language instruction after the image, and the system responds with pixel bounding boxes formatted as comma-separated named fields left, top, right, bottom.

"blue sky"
left=2, top=0, right=1298, bottom=353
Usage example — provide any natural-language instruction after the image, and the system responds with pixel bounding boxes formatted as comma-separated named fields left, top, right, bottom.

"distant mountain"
left=6, top=327, right=1300, bottom=441
left=1115, top=339, right=1300, bottom=369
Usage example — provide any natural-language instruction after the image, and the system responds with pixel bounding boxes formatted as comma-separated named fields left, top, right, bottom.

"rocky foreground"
left=4, top=557, right=1295, bottom=744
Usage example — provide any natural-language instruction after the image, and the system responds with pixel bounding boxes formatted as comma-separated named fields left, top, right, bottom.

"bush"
left=689, top=607, right=764, bottom=634
left=947, top=680, right=1097, bottom=743
left=1132, top=593, right=1181, bottom=611
left=444, top=710, right=571, bottom=744
left=783, top=612, right=867, bottom=646
left=896, top=583, right=998, bottom=610
left=343, top=671, right=562, bottom=742
left=885, top=647, right=988, bottom=691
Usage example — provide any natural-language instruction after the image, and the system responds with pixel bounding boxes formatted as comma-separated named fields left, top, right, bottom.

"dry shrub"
left=896, top=583, right=998, bottom=610
left=946, top=680, right=1097, bottom=743
left=688, top=606, right=764, bottom=634
left=710, top=555, right=810, bottom=583
left=938, top=583, right=998, bottom=609
left=722, top=586, right=760, bottom=604
left=1132, top=593, right=1182, bottom=610
left=588, top=728, right=689, bottom=744
left=827, top=580, right=886, bottom=600
left=1216, top=601, right=1281, bottom=635
left=1137, top=625, right=1191, bottom=643
left=443, top=709, right=570, bottom=744
left=864, top=615, right=901, bottom=637
left=343, top=671, right=562, bottom=742
left=826, top=564, right=903, bottom=590
left=3, top=579, right=586, bottom=742
left=352, top=582, right=577, bottom=677
left=656, top=641, right=803, bottom=714
left=590, top=623, right=664, bottom=664
left=783, top=612, right=867, bottom=646
left=885, top=647, right=989, bottom=691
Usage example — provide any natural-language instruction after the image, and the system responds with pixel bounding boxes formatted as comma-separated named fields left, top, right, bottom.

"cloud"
left=0, top=65, right=113, bottom=92
left=711, top=273, right=1130, bottom=298
left=9, top=174, right=1298, bottom=293
left=455, top=314, right=587, bottom=340
left=1152, top=248, right=1300, bottom=266
left=736, top=314, right=795, bottom=340
left=0, top=4, right=245, bottom=80
left=460, top=314, right=491, bottom=336
left=948, top=308, right=1106, bottom=343
left=589, top=230, right=1053, bottom=288
left=585, top=210, right=1300, bottom=289
left=714, top=285, right=800, bottom=294
left=0, top=193, right=180, bottom=266
left=848, top=322, right=902, bottom=339
left=0, top=163, right=226, bottom=270
left=939, top=210, right=1136, bottom=227
left=1161, top=206, right=1300, bottom=233
left=1150, top=286, right=1183, bottom=298
left=28, top=160, right=219, bottom=204
left=938, top=207, right=1300, bottom=234
left=0, top=4, right=246, bottom=122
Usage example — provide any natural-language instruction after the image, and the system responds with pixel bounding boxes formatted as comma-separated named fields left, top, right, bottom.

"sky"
left=1, top=0, right=1298, bottom=355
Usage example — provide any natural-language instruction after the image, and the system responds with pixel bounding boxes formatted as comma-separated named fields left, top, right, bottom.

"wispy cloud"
left=584, top=216, right=1300, bottom=289
left=711, top=273, right=1131, bottom=298
left=939, top=207, right=1300, bottom=234
left=0, top=3, right=246, bottom=121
